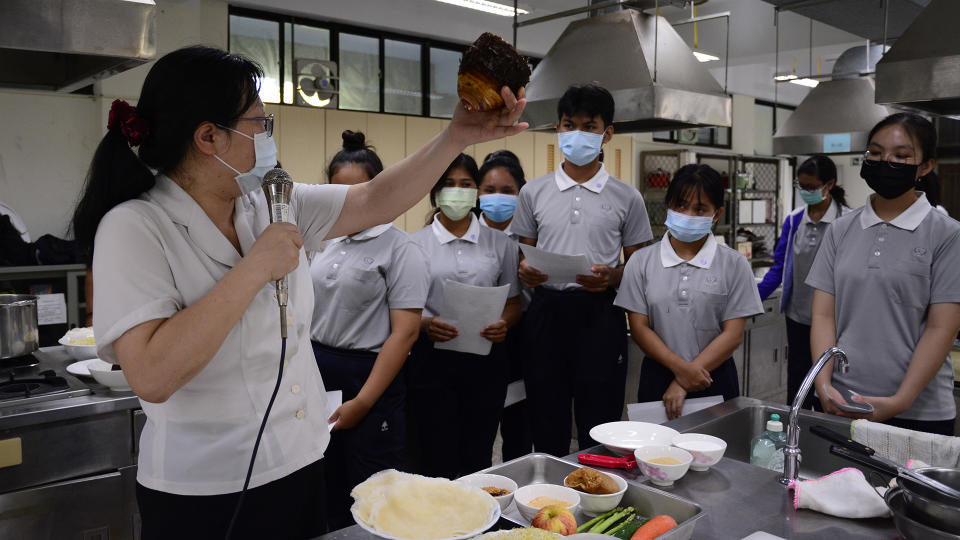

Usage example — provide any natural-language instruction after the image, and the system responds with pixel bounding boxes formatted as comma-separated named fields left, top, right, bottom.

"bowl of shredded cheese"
left=59, top=327, right=98, bottom=360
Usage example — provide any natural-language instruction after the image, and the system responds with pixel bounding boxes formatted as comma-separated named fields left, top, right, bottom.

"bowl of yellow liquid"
left=633, top=445, right=692, bottom=487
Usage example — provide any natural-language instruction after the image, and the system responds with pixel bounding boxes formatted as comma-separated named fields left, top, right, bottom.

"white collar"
left=330, top=223, right=392, bottom=244
left=860, top=192, right=932, bottom=231
left=431, top=213, right=480, bottom=244
left=803, top=201, right=841, bottom=225
left=479, top=213, right=514, bottom=236
left=659, top=232, right=719, bottom=269
left=554, top=162, right=609, bottom=194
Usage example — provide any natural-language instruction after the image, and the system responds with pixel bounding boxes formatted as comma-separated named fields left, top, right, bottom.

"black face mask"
left=860, top=161, right=919, bottom=199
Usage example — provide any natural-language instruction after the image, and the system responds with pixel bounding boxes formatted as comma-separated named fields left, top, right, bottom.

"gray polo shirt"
left=310, top=224, right=429, bottom=352
left=511, top=163, right=653, bottom=289
left=614, top=233, right=763, bottom=362
left=806, top=193, right=960, bottom=421
left=787, top=203, right=843, bottom=325
left=411, top=214, right=520, bottom=318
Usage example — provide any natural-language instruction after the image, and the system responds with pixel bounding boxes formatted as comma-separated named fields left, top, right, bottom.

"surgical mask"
left=558, top=130, right=604, bottom=166
left=479, top=193, right=517, bottom=223
left=860, top=161, right=919, bottom=200
left=665, top=209, right=715, bottom=243
left=436, top=187, right=477, bottom=221
left=799, top=187, right=826, bottom=205
left=214, top=127, right=278, bottom=195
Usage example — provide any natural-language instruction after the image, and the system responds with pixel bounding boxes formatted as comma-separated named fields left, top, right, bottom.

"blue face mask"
left=479, top=193, right=517, bottom=223
left=798, top=187, right=826, bottom=205
left=558, top=130, right=604, bottom=166
left=665, top=209, right=715, bottom=243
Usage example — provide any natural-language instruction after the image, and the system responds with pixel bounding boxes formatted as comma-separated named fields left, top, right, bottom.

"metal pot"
left=900, top=468, right=960, bottom=534
left=0, top=294, right=39, bottom=359
left=887, top=486, right=960, bottom=540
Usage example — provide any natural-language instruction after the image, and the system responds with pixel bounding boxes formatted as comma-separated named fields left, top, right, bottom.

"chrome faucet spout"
left=780, top=346, right=848, bottom=485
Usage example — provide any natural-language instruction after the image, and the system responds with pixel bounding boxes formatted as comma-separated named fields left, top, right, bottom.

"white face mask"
left=214, top=127, right=278, bottom=195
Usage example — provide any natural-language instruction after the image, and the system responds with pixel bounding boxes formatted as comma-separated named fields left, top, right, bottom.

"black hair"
left=427, top=154, right=479, bottom=224
left=71, top=46, right=263, bottom=265
left=557, top=83, right=615, bottom=128
left=326, top=130, right=384, bottom=182
left=665, top=164, right=724, bottom=211
left=797, top=155, right=847, bottom=208
left=478, top=150, right=526, bottom=191
left=867, top=112, right=937, bottom=184
left=917, top=171, right=943, bottom=207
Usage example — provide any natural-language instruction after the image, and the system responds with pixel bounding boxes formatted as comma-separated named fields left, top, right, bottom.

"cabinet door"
left=366, top=114, right=407, bottom=229
left=746, top=322, right=785, bottom=400
left=603, top=134, right=634, bottom=185
left=505, top=132, right=535, bottom=178
left=532, top=132, right=558, bottom=179
left=402, top=117, right=449, bottom=233
left=276, top=105, right=326, bottom=185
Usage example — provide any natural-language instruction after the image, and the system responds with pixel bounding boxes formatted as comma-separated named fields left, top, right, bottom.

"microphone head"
left=262, top=167, right=293, bottom=187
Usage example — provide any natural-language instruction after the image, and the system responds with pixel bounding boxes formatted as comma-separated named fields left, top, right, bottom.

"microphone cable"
left=224, top=336, right=286, bottom=540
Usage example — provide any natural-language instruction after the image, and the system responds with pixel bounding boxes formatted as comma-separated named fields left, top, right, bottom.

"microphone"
left=262, top=168, right=294, bottom=339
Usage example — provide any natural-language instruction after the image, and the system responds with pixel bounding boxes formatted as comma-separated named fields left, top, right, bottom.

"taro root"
left=458, top=32, right=531, bottom=112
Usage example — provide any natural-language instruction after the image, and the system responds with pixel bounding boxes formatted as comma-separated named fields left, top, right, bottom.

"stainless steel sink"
left=664, top=397, right=864, bottom=480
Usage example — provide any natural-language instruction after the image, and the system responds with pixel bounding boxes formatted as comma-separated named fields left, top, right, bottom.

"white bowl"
left=58, top=336, right=97, bottom=360
left=589, top=421, right=680, bottom=456
left=672, top=433, right=727, bottom=471
left=457, top=473, right=518, bottom=511
left=87, top=359, right=131, bottom=392
left=563, top=470, right=627, bottom=517
left=513, top=483, right=580, bottom=522
left=634, top=445, right=693, bottom=487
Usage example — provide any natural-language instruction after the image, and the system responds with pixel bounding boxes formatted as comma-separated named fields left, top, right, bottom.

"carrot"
left=628, top=515, right=677, bottom=540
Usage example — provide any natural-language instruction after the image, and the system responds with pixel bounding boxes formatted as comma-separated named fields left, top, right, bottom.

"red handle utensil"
left=578, top=453, right=636, bottom=469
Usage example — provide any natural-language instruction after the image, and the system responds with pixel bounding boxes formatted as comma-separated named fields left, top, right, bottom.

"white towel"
left=851, top=419, right=960, bottom=468
left=788, top=468, right=889, bottom=518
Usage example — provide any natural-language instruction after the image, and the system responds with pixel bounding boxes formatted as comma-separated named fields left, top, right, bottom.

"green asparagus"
left=576, top=507, right=621, bottom=533
left=589, top=507, right=634, bottom=533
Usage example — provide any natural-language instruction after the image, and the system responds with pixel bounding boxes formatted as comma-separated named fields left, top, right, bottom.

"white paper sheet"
left=503, top=380, right=527, bottom=407
left=326, top=390, right=342, bottom=432
left=434, top=280, right=511, bottom=356
left=36, top=293, right=67, bottom=325
left=518, top=244, right=592, bottom=285
left=626, top=396, right=723, bottom=424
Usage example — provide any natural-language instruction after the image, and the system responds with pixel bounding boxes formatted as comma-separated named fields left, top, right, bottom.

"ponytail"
left=830, top=184, right=847, bottom=209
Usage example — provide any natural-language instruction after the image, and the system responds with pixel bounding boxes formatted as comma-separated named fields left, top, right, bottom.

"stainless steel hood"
left=0, top=0, right=157, bottom=92
left=520, top=9, right=732, bottom=133
left=774, top=46, right=894, bottom=155
left=875, top=0, right=960, bottom=116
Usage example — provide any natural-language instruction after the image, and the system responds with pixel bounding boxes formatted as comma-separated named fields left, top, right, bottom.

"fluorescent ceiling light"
left=789, top=78, right=820, bottom=88
left=774, top=74, right=798, bottom=81
left=434, top=0, right=528, bottom=16
left=692, top=51, right=719, bottom=62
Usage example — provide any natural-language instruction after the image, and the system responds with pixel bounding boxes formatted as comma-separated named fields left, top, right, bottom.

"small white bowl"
left=634, top=445, right=693, bottom=487
left=589, top=421, right=680, bottom=456
left=563, top=470, right=627, bottom=517
left=457, top=473, right=518, bottom=511
left=58, top=335, right=97, bottom=360
left=513, top=483, right=580, bottom=522
left=87, top=359, right=131, bottom=392
left=672, top=433, right=727, bottom=471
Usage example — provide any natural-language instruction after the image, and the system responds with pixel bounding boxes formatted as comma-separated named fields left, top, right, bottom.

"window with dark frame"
left=652, top=125, right=733, bottom=149
left=228, top=7, right=539, bottom=119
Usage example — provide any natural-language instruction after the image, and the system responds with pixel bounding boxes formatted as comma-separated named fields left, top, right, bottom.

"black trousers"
left=312, top=341, right=406, bottom=532
left=500, top=315, right=533, bottom=462
left=522, top=288, right=628, bottom=456
left=406, top=337, right=508, bottom=479
left=785, top=316, right=816, bottom=409
left=637, top=356, right=740, bottom=404
left=884, top=416, right=956, bottom=436
left=136, top=458, right=324, bottom=540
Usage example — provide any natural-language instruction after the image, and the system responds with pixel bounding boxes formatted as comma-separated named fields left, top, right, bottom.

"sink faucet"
left=780, top=346, right=849, bottom=485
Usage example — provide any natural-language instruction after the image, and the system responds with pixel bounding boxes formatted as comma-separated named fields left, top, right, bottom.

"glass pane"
left=753, top=103, right=774, bottom=156
left=652, top=131, right=672, bottom=141
left=229, top=15, right=280, bottom=103
left=283, top=23, right=292, bottom=104
left=430, top=48, right=461, bottom=118
left=385, top=40, right=422, bottom=115
left=290, top=25, right=330, bottom=106
left=339, top=33, right=380, bottom=111
left=716, top=127, right=730, bottom=147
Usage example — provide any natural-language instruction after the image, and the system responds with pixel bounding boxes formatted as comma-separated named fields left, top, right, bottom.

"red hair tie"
left=107, top=99, right=150, bottom=147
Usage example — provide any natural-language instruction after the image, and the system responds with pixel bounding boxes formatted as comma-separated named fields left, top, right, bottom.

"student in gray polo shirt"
left=512, top=84, right=653, bottom=455
left=616, top=165, right=763, bottom=419
left=309, top=131, right=429, bottom=528
left=807, top=113, right=960, bottom=436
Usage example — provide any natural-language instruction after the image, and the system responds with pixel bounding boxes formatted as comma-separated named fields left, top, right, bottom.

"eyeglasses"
left=234, top=113, right=274, bottom=137
left=794, top=180, right=823, bottom=191
left=862, top=150, right=916, bottom=169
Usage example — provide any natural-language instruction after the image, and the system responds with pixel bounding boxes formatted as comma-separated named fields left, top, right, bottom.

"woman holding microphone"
left=72, top=46, right=526, bottom=539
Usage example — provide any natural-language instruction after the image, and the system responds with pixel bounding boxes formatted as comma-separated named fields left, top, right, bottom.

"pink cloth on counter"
left=788, top=468, right=889, bottom=518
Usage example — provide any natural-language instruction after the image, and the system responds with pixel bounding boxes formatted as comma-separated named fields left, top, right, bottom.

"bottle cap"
left=767, top=413, right=783, bottom=432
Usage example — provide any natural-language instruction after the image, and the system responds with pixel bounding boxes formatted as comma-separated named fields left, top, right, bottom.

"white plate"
left=352, top=502, right=500, bottom=540
left=66, top=358, right=101, bottom=377
left=589, top=421, right=680, bottom=456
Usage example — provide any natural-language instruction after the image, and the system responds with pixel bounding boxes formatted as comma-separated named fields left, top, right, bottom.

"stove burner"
left=0, top=354, right=39, bottom=371
left=0, top=369, right=69, bottom=401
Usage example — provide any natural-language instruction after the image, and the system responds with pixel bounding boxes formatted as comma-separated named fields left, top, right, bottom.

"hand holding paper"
left=434, top=280, right=511, bottom=356
left=518, top=244, right=592, bottom=286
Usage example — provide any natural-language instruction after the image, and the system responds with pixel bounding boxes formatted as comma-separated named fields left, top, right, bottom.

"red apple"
left=531, top=505, right=577, bottom=536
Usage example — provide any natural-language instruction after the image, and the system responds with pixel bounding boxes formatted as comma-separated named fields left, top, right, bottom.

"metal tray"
left=479, top=453, right=704, bottom=540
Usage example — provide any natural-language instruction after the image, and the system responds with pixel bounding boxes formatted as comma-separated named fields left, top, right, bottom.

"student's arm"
left=692, top=317, right=747, bottom=372
left=810, top=289, right=847, bottom=416
left=758, top=217, right=793, bottom=301
left=578, top=243, right=645, bottom=291
left=482, top=295, right=522, bottom=343
left=517, top=236, right=548, bottom=287
left=330, top=308, right=420, bottom=430
left=628, top=312, right=712, bottom=392
left=849, top=302, right=960, bottom=421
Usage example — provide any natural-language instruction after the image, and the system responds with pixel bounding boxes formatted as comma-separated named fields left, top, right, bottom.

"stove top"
left=0, top=353, right=91, bottom=407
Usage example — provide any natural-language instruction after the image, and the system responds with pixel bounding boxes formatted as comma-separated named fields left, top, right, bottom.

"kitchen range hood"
left=875, top=0, right=960, bottom=116
left=520, top=9, right=732, bottom=133
left=774, top=46, right=893, bottom=155
left=0, top=0, right=157, bottom=92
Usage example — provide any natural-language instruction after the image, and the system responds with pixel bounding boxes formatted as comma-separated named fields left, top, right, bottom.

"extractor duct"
left=875, top=0, right=960, bottom=116
left=0, top=0, right=157, bottom=92
left=520, top=9, right=732, bottom=133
